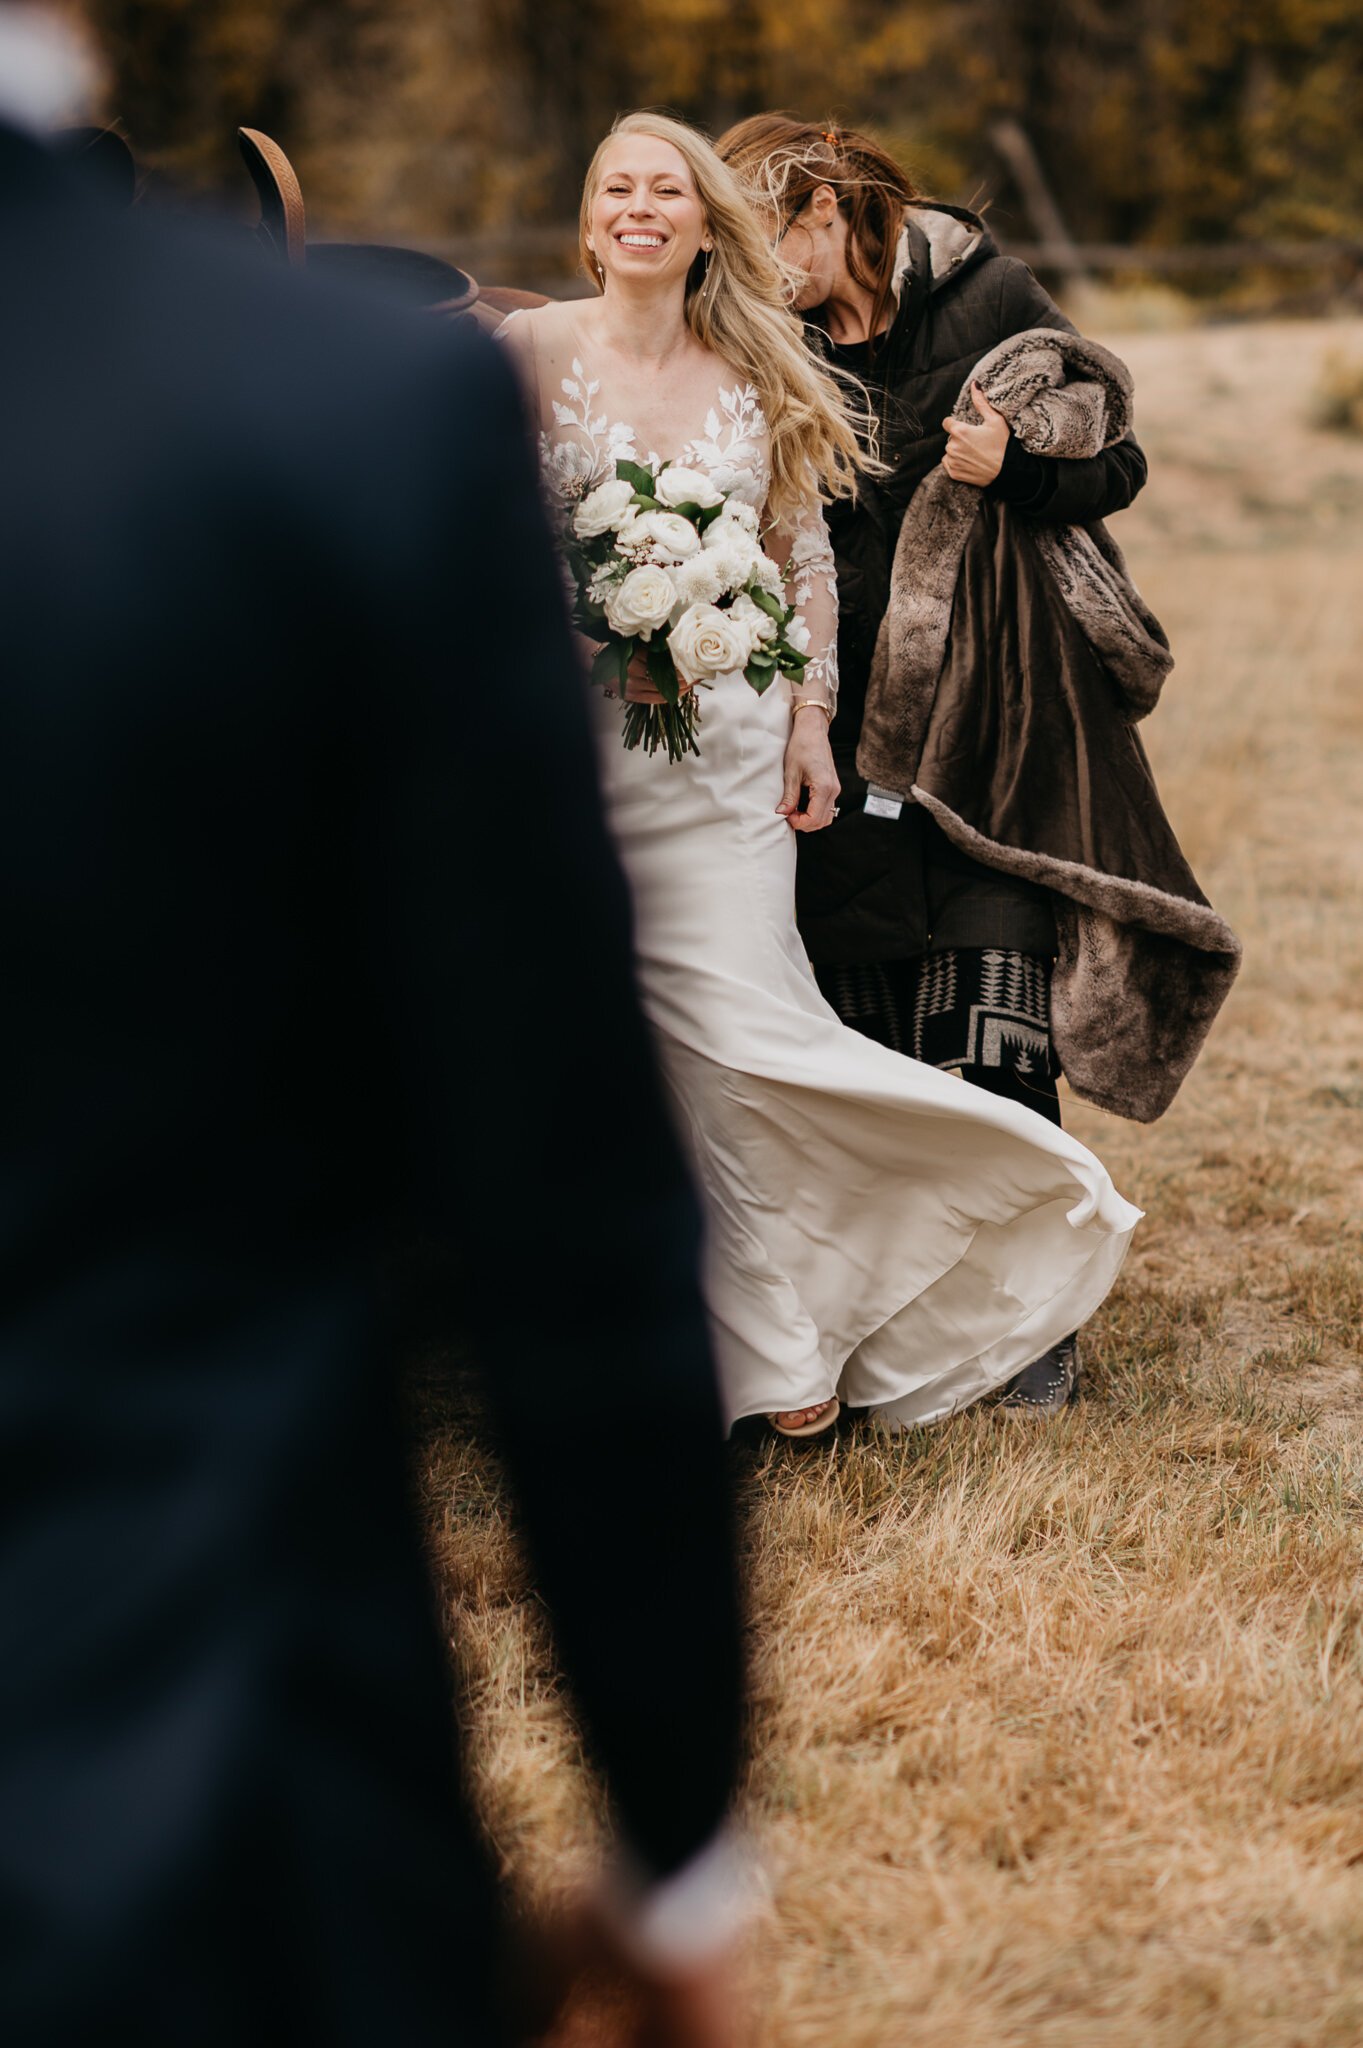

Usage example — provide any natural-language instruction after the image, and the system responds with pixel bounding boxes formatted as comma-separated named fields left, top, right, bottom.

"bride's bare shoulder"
left=505, top=300, right=591, bottom=350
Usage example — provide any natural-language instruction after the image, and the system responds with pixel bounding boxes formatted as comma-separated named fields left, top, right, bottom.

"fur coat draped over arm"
left=856, top=327, right=1241, bottom=1123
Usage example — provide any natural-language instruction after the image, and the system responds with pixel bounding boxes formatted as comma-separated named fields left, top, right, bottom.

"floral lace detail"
left=541, top=358, right=642, bottom=504
left=542, top=363, right=771, bottom=512
left=783, top=508, right=841, bottom=706
left=674, top=384, right=769, bottom=508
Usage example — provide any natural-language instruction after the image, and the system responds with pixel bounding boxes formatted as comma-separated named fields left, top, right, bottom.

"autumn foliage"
left=76, top=1, right=1363, bottom=251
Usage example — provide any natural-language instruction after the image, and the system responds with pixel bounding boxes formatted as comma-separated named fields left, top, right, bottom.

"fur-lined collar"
left=889, top=204, right=988, bottom=305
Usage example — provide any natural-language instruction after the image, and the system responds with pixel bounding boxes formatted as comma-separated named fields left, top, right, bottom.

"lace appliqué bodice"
left=545, top=361, right=769, bottom=508
left=539, top=358, right=840, bottom=711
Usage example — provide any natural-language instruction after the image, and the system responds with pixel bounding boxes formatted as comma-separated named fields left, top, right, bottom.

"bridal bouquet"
left=562, top=459, right=812, bottom=761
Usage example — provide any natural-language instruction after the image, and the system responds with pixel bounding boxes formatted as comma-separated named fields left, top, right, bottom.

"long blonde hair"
left=578, top=112, right=868, bottom=522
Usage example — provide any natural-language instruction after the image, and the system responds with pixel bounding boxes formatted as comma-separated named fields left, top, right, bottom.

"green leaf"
left=777, top=646, right=811, bottom=670
left=745, top=660, right=777, bottom=695
left=616, top=458, right=657, bottom=495
left=694, top=501, right=725, bottom=532
left=746, top=584, right=788, bottom=623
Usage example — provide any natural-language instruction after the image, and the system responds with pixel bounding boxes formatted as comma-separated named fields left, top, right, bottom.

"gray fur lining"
left=890, top=208, right=985, bottom=303
left=911, top=788, right=1242, bottom=1124
left=862, top=329, right=1173, bottom=765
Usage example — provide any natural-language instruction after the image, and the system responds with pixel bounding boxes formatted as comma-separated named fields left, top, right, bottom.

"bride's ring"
left=830, top=804, right=841, bottom=819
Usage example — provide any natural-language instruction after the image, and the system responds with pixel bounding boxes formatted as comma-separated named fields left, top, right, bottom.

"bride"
left=500, top=113, right=1140, bottom=1440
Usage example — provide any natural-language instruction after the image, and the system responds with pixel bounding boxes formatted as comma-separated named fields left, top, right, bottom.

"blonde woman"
left=501, top=114, right=1139, bottom=1441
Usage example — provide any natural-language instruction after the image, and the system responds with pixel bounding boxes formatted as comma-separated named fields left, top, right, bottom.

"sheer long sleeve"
left=767, top=497, right=841, bottom=716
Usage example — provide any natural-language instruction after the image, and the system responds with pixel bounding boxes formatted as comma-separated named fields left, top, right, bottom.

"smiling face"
left=586, top=134, right=710, bottom=292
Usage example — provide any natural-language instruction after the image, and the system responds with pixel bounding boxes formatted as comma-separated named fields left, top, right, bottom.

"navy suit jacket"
left=0, top=123, right=741, bottom=2046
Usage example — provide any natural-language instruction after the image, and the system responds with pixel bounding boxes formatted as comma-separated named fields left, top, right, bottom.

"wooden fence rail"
left=404, top=226, right=1363, bottom=292
left=1002, top=241, right=1363, bottom=274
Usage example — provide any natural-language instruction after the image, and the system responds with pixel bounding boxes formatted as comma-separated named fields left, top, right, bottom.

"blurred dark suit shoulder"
left=0, top=119, right=524, bottom=2048
left=0, top=122, right=740, bottom=2048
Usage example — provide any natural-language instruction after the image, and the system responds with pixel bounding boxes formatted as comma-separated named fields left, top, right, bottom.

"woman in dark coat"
left=717, top=117, right=1148, bottom=1414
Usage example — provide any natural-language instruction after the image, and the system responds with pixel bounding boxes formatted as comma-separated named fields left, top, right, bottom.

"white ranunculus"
left=701, top=512, right=761, bottom=563
left=670, top=552, right=728, bottom=611
left=785, top=614, right=812, bottom=654
left=722, top=495, right=761, bottom=532
left=668, top=602, right=754, bottom=683
left=729, top=591, right=779, bottom=649
left=654, top=464, right=724, bottom=510
left=573, top=477, right=639, bottom=538
left=605, top=563, right=677, bottom=639
left=618, top=509, right=703, bottom=563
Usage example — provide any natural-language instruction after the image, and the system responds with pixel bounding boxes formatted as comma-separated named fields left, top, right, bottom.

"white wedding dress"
left=535, top=355, right=1140, bottom=1429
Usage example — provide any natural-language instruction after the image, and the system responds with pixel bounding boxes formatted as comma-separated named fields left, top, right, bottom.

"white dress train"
left=540, top=366, right=1140, bottom=1428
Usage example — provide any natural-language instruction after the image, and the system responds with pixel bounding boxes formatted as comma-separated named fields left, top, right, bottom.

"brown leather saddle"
left=238, top=127, right=549, bottom=329
left=55, top=122, right=550, bottom=330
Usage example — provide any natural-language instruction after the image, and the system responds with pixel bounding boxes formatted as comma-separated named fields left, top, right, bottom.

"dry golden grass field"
left=419, top=314, right=1363, bottom=2047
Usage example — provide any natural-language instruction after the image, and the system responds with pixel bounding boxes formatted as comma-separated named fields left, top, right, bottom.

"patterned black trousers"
left=815, top=948, right=1063, bottom=1127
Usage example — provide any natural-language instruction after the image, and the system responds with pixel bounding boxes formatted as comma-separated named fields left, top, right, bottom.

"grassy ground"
left=420, top=316, right=1363, bottom=2046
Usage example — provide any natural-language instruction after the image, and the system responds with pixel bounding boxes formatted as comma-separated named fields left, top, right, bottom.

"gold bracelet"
left=792, top=699, right=833, bottom=722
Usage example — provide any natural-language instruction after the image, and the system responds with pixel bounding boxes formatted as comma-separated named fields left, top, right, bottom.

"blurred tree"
left=73, top=0, right=1363, bottom=261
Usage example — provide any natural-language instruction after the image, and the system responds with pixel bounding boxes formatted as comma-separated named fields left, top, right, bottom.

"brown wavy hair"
left=716, top=115, right=919, bottom=354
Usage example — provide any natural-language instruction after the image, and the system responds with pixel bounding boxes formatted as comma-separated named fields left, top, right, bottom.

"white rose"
left=573, top=477, right=638, bottom=538
left=605, top=563, right=677, bottom=639
left=729, top=591, right=778, bottom=649
left=670, top=553, right=728, bottom=610
left=668, top=602, right=754, bottom=683
left=785, top=614, right=812, bottom=654
left=618, top=509, right=703, bottom=563
left=654, top=464, right=724, bottom=510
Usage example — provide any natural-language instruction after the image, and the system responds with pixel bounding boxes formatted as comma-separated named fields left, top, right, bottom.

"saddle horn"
left=239, top=127, right=307, bottom=268
left=235, top=125, right=553, bottom=325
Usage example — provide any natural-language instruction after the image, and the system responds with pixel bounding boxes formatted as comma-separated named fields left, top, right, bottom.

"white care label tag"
left=864, top=784, right=905, bottom=820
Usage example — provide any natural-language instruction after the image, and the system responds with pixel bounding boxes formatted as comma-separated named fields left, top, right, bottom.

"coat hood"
left=890, top=203, right=993, bottom=304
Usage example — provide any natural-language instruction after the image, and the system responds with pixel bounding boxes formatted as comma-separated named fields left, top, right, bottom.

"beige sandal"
left=766, top=1397, right=841, bottom=1442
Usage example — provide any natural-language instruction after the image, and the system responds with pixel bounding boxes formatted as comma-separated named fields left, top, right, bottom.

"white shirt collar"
left=0, top=7, right=100, bottom=133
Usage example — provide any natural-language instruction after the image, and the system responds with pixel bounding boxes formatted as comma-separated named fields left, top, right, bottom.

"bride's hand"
left=778, top=709, right=840, bottom=831
left=622, top=650, right=694, bottom=706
